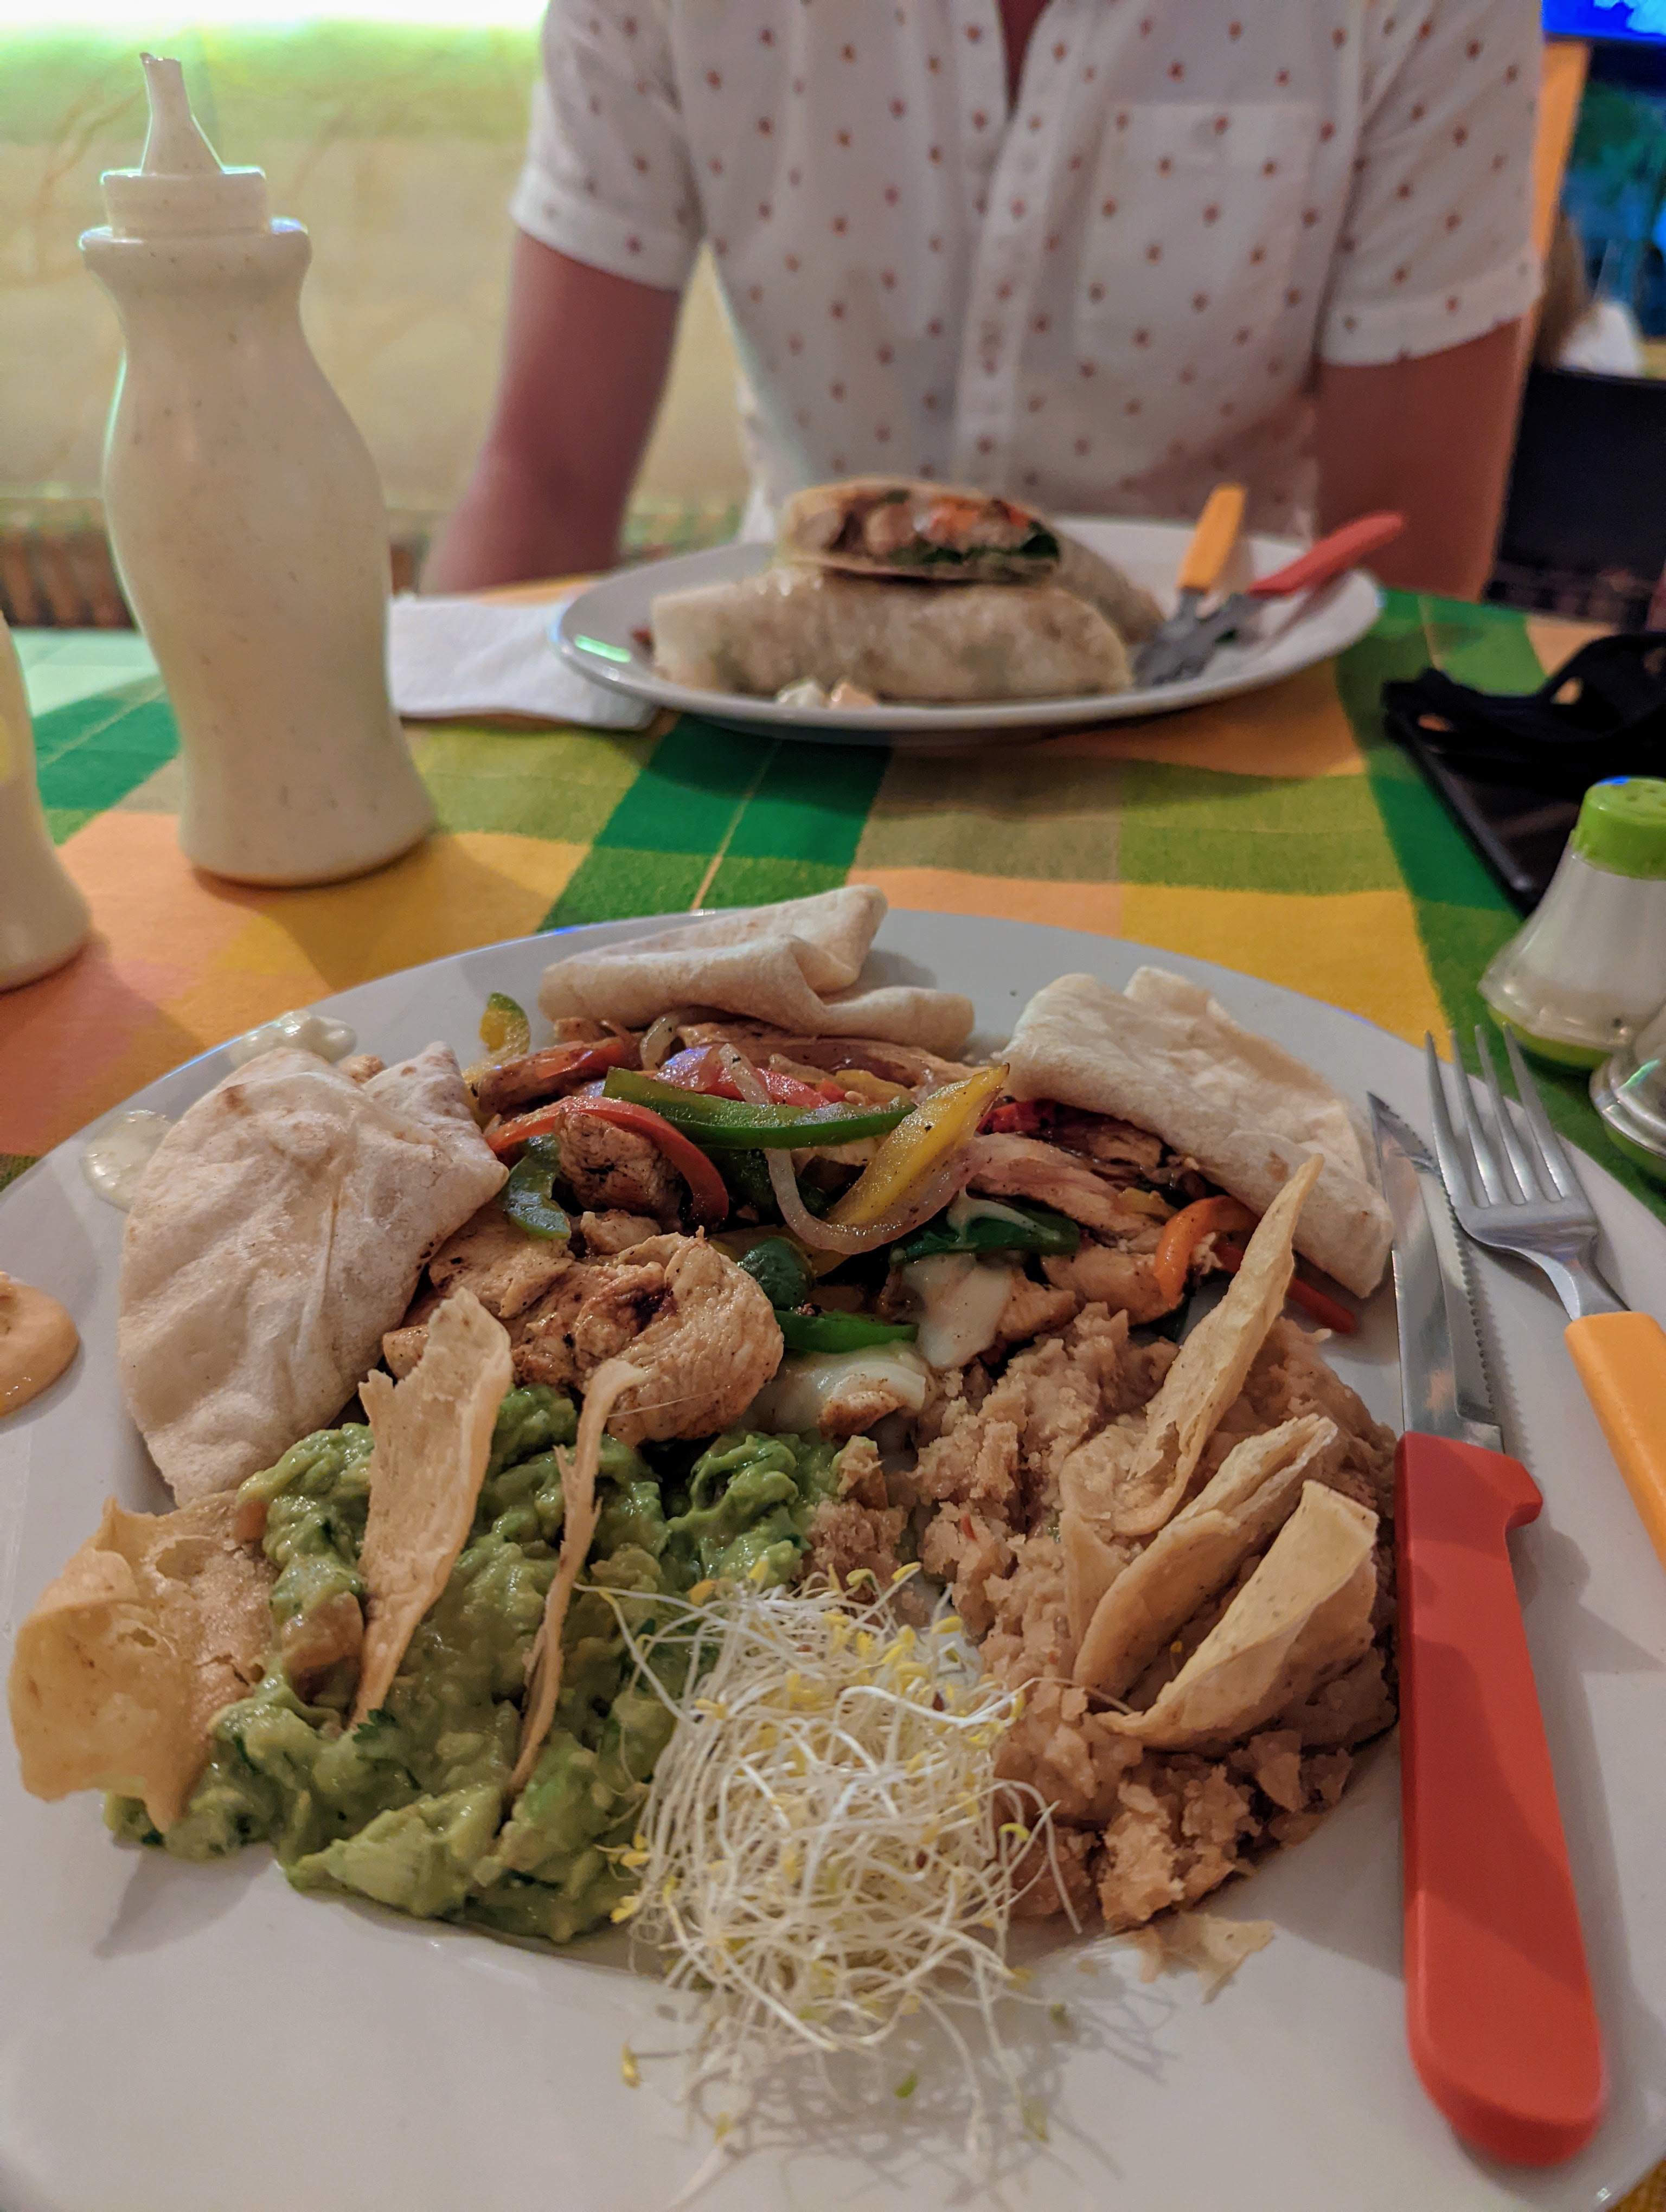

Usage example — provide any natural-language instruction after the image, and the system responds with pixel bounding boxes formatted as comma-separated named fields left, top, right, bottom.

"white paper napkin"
left=387, top=593, right=656, bottom=730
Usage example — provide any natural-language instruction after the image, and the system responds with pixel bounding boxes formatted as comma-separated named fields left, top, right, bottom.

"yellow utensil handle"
left=1565, top=1309, right=1666, bottom=1570
left=1175, top=483, right=1247, bottom=596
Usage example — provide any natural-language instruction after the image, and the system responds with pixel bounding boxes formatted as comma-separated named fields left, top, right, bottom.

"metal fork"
left=1425, top=1024, right=1666, bottom=1569
left=1425, top=1025, right=1623, bottom=1320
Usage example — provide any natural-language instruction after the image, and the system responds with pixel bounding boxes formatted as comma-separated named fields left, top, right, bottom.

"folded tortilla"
left=119, top=1044, right=507, bottom=1503
left=1005, top=969, right=1392, bottom=1297
left=651, top=563, right=1132, bottom=703
left=539, top=885, right=975, bottom=1054
left=776, top=477, right=1162, bottom=644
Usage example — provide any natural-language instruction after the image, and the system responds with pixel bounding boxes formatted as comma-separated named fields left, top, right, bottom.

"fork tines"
left=1425, top=1027, right=1594, bottom=1224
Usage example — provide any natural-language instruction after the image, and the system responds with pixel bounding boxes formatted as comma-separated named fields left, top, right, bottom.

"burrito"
left=651, top=563, right=1132, bottom=703
left=777, top=475, right=1163, bottom=643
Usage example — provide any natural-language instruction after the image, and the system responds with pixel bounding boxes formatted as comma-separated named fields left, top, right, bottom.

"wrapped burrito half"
left=777, top=476, right=1163, bottom=644
left=651, top=564, right=1132, bottom=704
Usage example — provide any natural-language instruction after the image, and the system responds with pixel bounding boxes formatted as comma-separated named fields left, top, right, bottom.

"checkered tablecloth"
left=2, top=592, right=1664, bottom=2211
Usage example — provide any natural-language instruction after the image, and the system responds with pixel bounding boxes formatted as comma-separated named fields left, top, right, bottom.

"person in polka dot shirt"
left=427, top=0, right=1542, bottom=601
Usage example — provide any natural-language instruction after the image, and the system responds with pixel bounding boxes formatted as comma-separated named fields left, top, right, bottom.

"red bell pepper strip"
left=983, top=1098, right=1054, bottom=1136
left=473, top=1037, right=633, bottom=1116
left=484, top=1095, right=729, bottom=1226
left=1151, top=1194, right=1259, bottom=1307
left=1213, top=1242, right=1359, bottom=1334
left=656, top=1045, right=842, bottom=1108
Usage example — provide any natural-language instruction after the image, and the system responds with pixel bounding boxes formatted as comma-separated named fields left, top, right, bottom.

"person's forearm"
left=422, top=444, right=625, bottom=593
left=1315, top=321, right=1527, bottom=600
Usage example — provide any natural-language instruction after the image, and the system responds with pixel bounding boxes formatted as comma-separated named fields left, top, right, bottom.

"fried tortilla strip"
left=1062, top=1154, right=1321, bottom=1538
left=1061, top=1509, right=1133, bottom=1651
left=1074, top=1413, right=1336, bottom=1695
left=8, top=1493, right=273, bottom=1830
left=1103, top=1482, right=1378, bottom=1751
left=1127, top=1911, right=1276, bottom=1996
left=351, top=1288, right=513, bottom=1725
left=511, top=1355, right=641, bottom=1793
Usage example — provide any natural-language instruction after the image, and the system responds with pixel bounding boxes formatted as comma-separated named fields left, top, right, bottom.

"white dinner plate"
left=554, top=518, right=1385, bottom=746
left=2, top=912, right=1664, bottom=2212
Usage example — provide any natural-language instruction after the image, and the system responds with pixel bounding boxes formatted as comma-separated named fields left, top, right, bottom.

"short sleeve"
left=1318, top=2, right=1542, bottom=365
left=510, top=0, right=701, bottom=292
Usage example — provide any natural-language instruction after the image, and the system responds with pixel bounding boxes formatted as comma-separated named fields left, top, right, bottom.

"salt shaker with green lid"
left=1480, top=776, right=1666, bottom=1067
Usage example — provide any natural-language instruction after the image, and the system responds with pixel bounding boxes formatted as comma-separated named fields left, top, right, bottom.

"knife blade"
left=1368, top=1096, right=1604, bottom=2168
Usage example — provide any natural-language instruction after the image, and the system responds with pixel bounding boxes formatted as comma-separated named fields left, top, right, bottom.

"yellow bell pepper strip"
left=479, top=991, right=531, bottom=1059
left=827, top=1064, right=1008, bottom=1232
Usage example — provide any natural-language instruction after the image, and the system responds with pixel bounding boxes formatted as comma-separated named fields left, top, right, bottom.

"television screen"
left=1546, top=2, right=1666, bottom=40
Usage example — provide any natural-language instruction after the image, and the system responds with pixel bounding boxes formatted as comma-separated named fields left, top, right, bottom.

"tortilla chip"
left=120, top=1043, right=507, bottom=1503
left=8, top=1493, right=274, bottom=1829
left=1062, top=1156, right=1321, bottom=1536
left=1104, top=1482, right=1378, bottom=1750
left=351, top=1289, right=514, bottom=1724
left=1004, top=970, right=1392, bottom=1297
left=1127, top=1911, right=1276, bottom=1996
left=1061, top=1509, right=1133, bottom=1651
left=511, top=1355, right=640, bottom=1792
left=536, top=887, right=973, bottom=1056
left=1074, top=1413, right=1336, bottom=1695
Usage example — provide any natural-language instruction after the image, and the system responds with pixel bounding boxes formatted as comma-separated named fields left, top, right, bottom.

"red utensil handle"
left=1247, top=510, right=1405, bottom=599
left=1396, top=1432, right=1604, bottom=2165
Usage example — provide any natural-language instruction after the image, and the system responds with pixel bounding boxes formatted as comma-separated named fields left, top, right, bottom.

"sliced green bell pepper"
left=739, top=1237, right=814, bottom=1309
left=603, top=1068, right=912, bottom=1149
left=498, top=1136, right=573, bottom=1242
left=891, top=1197, right=1081, bottom=1263
left=773, top=1311, right=919, bottom=1355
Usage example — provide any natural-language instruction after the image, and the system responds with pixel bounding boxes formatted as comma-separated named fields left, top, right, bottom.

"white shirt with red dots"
left=512, top=0, right=1541, bottom=537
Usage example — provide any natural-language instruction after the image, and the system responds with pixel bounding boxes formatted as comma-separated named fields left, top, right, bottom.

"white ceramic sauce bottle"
left=80, top=55, right=433, bottom=886
left=0, top=610, right=91, bottom=991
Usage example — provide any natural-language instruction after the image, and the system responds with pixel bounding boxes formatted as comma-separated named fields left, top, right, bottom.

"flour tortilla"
left=1103, top=1481, right=1379, bottom=1750
left=1062, top=1156, right=1321, bottom=1537
left=119, top=1043, right=507, bottom=1503
left=651, top=563, right=1132, bottom=704
left=353, top=1288, right=514, bottom=1724
left=1073, top=1412, right=1337, bottom=1695
left=776, top=477, right=1163, bottom=643
left=8, top=1492, right=273, bottom=1829
left=538, top=885, right=974, bottom=1054
left=1005, top=969, right=1392, bottom=1297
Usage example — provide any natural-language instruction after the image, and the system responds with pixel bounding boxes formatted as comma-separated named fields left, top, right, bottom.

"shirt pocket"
left=1076, top=102, right=1319, bottom=386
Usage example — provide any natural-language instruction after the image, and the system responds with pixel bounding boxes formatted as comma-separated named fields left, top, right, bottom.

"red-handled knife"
left=1368, top=1096, right=1604, bottom=2165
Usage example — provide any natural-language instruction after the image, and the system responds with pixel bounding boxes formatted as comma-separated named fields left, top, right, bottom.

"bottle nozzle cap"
left=1572, top=777, right=1666, bottom=882
left=138, top=54, right=223, bottom=177
left=97, top=52, right=270, bottom=239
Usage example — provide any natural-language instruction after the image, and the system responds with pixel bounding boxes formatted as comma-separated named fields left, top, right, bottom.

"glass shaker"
left=0, top=610, right=91, bottom=991
left=1480, top=777, right=1666, bottom=1068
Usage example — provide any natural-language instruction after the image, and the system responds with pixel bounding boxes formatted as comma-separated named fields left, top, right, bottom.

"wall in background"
left=0, top=25, right=748, bottom=520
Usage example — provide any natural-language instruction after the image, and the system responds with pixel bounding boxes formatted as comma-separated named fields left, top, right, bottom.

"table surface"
left=3, top=591, right=1665, bottom=2212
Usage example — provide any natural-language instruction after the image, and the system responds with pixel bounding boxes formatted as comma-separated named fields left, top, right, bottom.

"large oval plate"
left=554, top=518, right=1384, bottom=747
left=2, top=912, right=1662, bottom=2211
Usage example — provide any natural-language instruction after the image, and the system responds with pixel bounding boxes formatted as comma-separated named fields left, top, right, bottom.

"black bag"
left=1382, top=634, right=1666, bottom=908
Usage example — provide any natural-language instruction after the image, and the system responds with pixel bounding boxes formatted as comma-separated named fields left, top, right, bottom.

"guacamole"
left=110, top=1388, right=843, bottom=1945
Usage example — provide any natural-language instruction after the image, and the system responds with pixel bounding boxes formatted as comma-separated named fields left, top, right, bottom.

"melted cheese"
left=748, top=1345, right=930, bottom=1433
left=901, top=1254, right=1018, bottom=1372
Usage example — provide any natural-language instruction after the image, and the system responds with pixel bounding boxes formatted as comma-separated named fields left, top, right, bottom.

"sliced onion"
left=719, top=1043, right=970, bottom=1256
left=639, top=1007, right=699, bottom=1072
